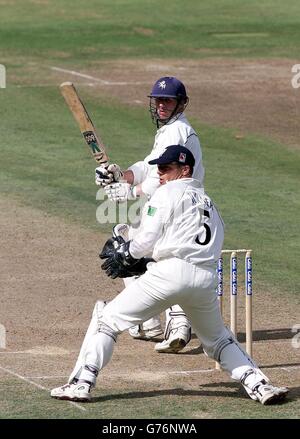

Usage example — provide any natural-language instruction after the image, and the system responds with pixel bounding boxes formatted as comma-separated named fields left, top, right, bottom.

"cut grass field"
left=1, top=376, right=298, bottom=420
left=1, top=0, right=300, bottom=61
left=0, top=0, right=299, bottom=420
left=1, top=87, right=299, bottom=296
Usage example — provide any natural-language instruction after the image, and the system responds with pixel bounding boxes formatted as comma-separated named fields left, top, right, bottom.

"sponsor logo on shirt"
left=147, top=206, right=157, bottom=216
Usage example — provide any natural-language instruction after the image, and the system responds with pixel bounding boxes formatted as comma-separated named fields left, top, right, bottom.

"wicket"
left=215, top=249, right=253, bottom=369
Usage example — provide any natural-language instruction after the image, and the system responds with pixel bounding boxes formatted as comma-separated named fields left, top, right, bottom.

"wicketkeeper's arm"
left=130, top=197, right=168, bottom=259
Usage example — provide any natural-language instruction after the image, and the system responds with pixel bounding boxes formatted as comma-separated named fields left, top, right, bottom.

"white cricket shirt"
left=128, top=114, right=205, bottom=197
left=130, top=178, right=224, bottom=266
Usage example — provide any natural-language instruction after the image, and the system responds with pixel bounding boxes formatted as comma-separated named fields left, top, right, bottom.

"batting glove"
left=104, top=182, right=138, bottom=202
left=95, top=163, right=123, bottom=187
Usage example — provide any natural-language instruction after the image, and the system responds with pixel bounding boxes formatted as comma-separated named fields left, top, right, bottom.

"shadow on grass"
left=260, top=362, right=300, bottom=369
left=238, top=328, right=295, bottom=343
left=91, top=381, right=253, bottom=402
left=91, top=382, right=243, bottom=403
left=91, top=382, right=297, bottom=405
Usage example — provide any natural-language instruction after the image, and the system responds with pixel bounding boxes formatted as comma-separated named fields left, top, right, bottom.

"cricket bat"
left=60, top=81, right=109, bottom=165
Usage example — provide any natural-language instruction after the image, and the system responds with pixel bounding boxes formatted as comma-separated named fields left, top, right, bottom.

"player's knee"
left=99, top=306, right=124, bottom=339
left=98, top=321, right=118, bottom=342
left=90, top=300, right=118, bottom=341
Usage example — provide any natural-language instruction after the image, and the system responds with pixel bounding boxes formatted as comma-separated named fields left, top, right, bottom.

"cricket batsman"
left=94, top=76, right=205, bottom=353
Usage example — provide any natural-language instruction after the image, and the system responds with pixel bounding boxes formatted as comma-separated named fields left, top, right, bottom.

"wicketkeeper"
left=51, top=145, right=288, bottom=405
left=94, top=76, right=205, bottom=353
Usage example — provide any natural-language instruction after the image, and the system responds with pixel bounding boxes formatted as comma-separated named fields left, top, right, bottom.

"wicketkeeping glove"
left=100, top=240, right=153, bottom=279
left=99, top=237, right=118, bottom=260
left=95, top=163, right=123, bottom=187
left=99, top=224, right=130, bottom=260
left=104, top=182, right=138, bottom=202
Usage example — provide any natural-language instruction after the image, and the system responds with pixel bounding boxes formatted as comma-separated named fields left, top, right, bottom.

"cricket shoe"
left=129, top=324, right=163, bottom=340
left=155, top=325, right=191, bottom=353
left=50, top=382, right=91, bottom=402
left=250, top=381, right=289, bottom=405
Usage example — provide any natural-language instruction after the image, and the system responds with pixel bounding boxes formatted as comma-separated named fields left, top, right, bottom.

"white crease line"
left=0, top=365, right=49, bottom=391
left=0, top=365, right=86, bottom=412
left=281, top=366, right=300, bottom=372
left=0, top=350, right=76, bottom=355
left=50, top=66, right=148, bottom=85
left=169, top=369, right=214, bottom=375
left=254, top=338, right=292, bottom=346
left=169, top=364, right=300, bottom=376
left=50, top=68, right=260, bottom=85
left=51, top=66, right=109, bottom=84
left=15, top=84, right=57, bottom=88
left=0, top=351, right=29, bottom=354
left=25, top=375, right=69, bottom=379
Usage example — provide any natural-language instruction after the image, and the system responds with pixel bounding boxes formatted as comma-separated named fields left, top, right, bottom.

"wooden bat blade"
left=60, top=81, right=109, bottom=164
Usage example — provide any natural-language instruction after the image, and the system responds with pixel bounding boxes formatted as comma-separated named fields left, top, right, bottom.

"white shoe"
left=50, top=382, right=91, bottom=402
left=155, top=326, right=191, bottom=353
left=129, top=324, right=163, bottom=340
left=251, top=381, right=289, bottom=405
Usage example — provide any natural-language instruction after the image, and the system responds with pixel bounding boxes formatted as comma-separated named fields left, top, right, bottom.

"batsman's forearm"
left=123, top=170, right=134, bottom=184
left=122, top=170, right=145, bottom=197
left=135, top=184, right=145, bottom=197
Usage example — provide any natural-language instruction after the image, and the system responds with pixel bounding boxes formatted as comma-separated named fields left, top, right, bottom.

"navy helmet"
left=148, top=77, right=189, bottom=127
left=148, top=77, right=188, bottom=101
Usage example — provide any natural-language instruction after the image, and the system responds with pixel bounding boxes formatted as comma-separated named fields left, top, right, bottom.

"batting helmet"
left=148, top=77, right=189, bottom=127
left=148, top=77, right=188, bottom=101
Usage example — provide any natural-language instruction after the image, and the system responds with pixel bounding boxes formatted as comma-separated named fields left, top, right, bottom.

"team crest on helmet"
left=179, top=152, right=186, bottom=163
left=158, top=80, right=167, bottom=89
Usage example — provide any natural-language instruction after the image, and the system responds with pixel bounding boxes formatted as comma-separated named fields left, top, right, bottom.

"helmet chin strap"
left=156, top=105, right=180, bottom=128
left=150, top=98, right=183, bottom=128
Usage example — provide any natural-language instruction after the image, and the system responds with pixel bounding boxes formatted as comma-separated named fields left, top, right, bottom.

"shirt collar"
left=157, top=112, right=186, bottom=132
left=166, top=177, right=203, bottom=189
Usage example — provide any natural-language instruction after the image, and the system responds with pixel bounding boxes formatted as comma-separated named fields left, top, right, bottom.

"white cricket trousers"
left=127, top=223, right=189, bottom=331
left=77, top=258, right=259, bottom=384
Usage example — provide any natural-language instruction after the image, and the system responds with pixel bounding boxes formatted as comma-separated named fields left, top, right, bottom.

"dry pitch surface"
left=0, top=58, right=299, bottom=417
